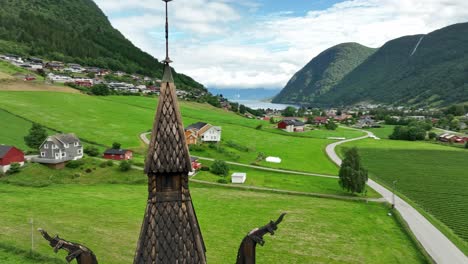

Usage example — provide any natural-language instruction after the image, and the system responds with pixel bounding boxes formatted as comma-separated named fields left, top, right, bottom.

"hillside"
left=0, top=0, right=205, bottom=92
left=273, top=43, right=376, bottom=104
left=275, top=23, right=468, bottom=107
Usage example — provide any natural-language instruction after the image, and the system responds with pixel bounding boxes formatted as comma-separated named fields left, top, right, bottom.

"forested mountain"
left=273, top=43, right=376, bottom=105
left=274, top=22, right=468, bottom=107
left=0, top=0, right=205, bottom=92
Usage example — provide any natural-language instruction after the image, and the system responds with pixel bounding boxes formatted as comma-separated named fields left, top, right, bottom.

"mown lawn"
left=0, top=181, right=426, bottom=264
left=195, top=160, right=380, bottom=198
left=0, top=92, right=346, bottom=174
left=364, top=125, right=396, bottom=139
left=338, top=139, right=468, bottom=253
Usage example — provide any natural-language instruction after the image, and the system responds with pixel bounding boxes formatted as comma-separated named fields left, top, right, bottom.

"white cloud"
left=95, top=0, right=468, bottom=89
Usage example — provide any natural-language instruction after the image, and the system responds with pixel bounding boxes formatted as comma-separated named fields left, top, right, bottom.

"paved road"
left=327, top=130, right=468, bottom=264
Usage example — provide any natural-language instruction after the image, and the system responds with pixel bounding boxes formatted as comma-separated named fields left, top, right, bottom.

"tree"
left=24, top=123, right=47, bottom=149
left=8, top=163, right=21, bottom=174
left=211, top=160, right=229, bottom=176
left=90, top=84, right=110, bottom=96
left=339, top=148, right=368, bottom=194
left=465, top=141, right=468, bottom=149
left=325, top=120, right=338, bottom=130
left=428, top=132, right=437, bottom=140
left=84, top=146, right=100, bottom=157
left=112, top=142, right=121, bottom=149
left=282, top=106, right=296, bottom=117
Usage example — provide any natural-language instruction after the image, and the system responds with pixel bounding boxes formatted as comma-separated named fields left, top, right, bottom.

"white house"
left=47, top=73, right=72, bottom=83
left=231, top=172, right=247, bottom=184
left=200, top=126, right=222, bottom=142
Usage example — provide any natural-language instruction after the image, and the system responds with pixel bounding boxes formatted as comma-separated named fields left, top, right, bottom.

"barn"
left=103, top=149, right=133, bottom=160
left=0, top=145, right=25, bottom=173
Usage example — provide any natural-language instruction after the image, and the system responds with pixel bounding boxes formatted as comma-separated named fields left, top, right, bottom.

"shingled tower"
left=134, top=1, right=206, bottom=263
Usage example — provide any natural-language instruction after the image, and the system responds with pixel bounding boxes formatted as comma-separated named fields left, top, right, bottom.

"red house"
left=0, top=145, right=25, bottom=174
left=191, top=157, right=202, bottom=171
left=103, top=149, right=133, bottom=160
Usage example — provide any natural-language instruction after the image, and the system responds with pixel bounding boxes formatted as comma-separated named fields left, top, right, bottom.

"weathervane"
left=163, top=0, right=172, bottom=64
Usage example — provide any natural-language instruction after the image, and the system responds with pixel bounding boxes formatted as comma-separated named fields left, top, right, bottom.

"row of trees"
left=389, top=121, right=433, bottom=141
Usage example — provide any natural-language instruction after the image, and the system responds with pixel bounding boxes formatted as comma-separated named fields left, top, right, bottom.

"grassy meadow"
left=338, top=138, right=468, bottom=253
left=195, top=160, right=381, bottom=198
left=0, top=178, right=427, bottom=264
left=0, top=92, right=364, bottom=174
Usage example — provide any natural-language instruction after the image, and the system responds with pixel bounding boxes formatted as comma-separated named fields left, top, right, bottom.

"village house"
left=184, top=122, right=222, bottom=144
left=191, top=157, right=202, bottom=171
left=47, top=73, right=72, bottom=83
left=45, top=61, right=64, bottom=71
left=33, top=133, right=83, bottom=169
left=103, top=149, right=133, bottom=160
left=314, top=116, right=329, bottom=125
left=277, top=119, right=305, bottom=132
left=0, top=145, right=25, bottom=174
left=355, top=116, right=378, bottom=128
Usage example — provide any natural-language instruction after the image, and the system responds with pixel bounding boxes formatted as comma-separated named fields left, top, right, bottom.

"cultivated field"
left=0, top=177, right=426, bottom=264
left=338, top=138, right=468, bottom=253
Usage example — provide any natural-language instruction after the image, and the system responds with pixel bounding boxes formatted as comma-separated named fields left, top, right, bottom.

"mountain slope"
left=0, top=0, right=204, bottom=92
left=273, top=43, right=376, bottom=104
left=318, top=23, right=468, bottom=107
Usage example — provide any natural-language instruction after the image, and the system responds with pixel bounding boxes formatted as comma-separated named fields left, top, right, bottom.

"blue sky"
left=94, top=0, right=468, bottom=89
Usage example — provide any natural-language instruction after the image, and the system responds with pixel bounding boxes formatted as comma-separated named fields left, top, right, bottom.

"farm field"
left=0, top=92, right=349, bottom=174
left=195, top=160, right=380, bottom=198
left=338, top=138, right=468, bottom=253
left=0, top=180, right=427, bottom=264
left=364, top=125, right=395, bottom=139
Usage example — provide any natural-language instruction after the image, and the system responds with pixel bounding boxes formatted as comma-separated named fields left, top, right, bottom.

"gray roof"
left=104, top=149, right=130, bottom=155
left=54, top=134, right=80, bottom=144
left=185, top=122, right=208, bottom=131
left=282, top=119, right=305, bottom=126
left=0, top=145, right=13, bottom=158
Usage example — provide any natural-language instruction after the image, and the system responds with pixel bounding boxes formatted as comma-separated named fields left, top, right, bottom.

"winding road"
left=327, top=130, right=468, bottom=264
left=140, top=130, right=468, bottom=263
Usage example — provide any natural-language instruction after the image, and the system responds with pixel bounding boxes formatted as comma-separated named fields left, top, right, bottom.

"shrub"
left=428, top=132, right=437, bottom=140
left=325, top=120, right=338, bottom=130
left=200, top=166, right=210, bottom=171
left=85, top=168, right=92, bottom=173
left=256, top=124, right=263, bottom=130
left=66, top=159, right=85, bottom=169
left=106, top=160, right=114, bottom=167
left=211, top=160, right=229, bottom=176
left=189, top=144, right=205, bottom=152
left=390, top=125, right=426, bottom=141
left=8, top=163, right=21, bottom=174
left=119, top=160, right=132, bottom=172
left=217, top=178, right=228, bottom=184
left=84, top=146, right=100, bottom=157
left=99, top=162, right=107, bottom=168
left=465, top=141, right=468, bottom=149
left=72, top=173, right=81, bottom=179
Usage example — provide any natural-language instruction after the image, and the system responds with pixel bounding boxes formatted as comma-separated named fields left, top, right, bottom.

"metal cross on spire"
left=163, top=0, right=173, bottom=64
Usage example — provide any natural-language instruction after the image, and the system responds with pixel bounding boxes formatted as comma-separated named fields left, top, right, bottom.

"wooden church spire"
left=134, top=1, right=206, bottom=263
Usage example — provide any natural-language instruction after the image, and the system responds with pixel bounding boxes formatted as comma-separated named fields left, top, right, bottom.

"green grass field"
left=0, top=61, right=43, bottom=81
left=338, top=139, right=468, bottom=253
left=0, top=92, right=358, bottom=174
left=195, top=160, right=380, bottom=198
left=0, top=179, right=427, bottom=264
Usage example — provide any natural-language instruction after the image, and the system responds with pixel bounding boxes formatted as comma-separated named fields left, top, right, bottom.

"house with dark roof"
left=277, top=119, right=305, bottom=132
left=0, top=145, right=25, bottom=173
left=33, top=134, right=83, bottom=168
left=103, top=149, right=133, bottom=160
